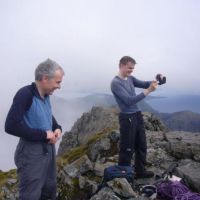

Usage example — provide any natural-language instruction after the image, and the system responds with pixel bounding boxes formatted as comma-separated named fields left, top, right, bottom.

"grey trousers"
left=15, top=139, right=57, bottom=200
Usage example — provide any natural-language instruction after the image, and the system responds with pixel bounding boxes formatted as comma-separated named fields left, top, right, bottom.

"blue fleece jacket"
left=5, top=83, right=61, bottom=142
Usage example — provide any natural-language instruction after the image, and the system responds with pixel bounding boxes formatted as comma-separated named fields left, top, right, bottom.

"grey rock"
left=79, top=175, right=87, bottom=189
left=64, top=155, right=93, bottom=178
left=90, top=187, right=121, bottom=200
left=58, top=107, right=165, bottom=155
left=143, top=112, right=165, bottom=131
left=107, top=178, right=137, bottom=198
left=108, top=131, right=120, bottom=143
left=58, top=107, right=119, bottom=155
left=88, top=137, right=111, bottom=161
left=165, top=131, right=200, bottom=161
left=3, top=107, right=200, bottom=200
left=166, top=141, right=193, bottom=159
left=128, top=197, right=149, bottom=200
left=85, top=179, right=98, bottom=194
left=176, top=160, right=200, bottom=192
left=191, top=144, right=200, bottom=162
left=78, top=176, right=98, bottom=194
left=146, top=131, right=167, bottom=147
left=146, top=147, right=175, bottom=166
left=7, top=178, right=17, bottom=185
left=63, top=174, right=72, bottom=185
left=58, top=131, right=78, bottom=155
left=0, top=185, right=19, bottom=200
left=79, top=176, right=98, bottom=194
left=166, top=131, right=200, bottom=162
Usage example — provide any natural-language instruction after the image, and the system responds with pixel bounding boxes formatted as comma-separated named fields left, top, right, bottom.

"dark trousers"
left=118, top=111, right=147, bottom=173
left=15, top=139, right=57, bottom=200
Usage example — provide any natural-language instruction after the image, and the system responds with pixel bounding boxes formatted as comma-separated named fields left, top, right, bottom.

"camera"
left=156, top=74, right=166, bottom=85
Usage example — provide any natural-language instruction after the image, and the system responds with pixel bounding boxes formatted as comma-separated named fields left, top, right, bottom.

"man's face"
left=42, top=69, right=64, bottom=95
left=120, top=62, right=135, bottom=77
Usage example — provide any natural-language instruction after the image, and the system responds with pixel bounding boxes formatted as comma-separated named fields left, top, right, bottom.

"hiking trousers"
left=118, top=111, right=147, bottom=173
left=14, top=139, right=57, bottom=200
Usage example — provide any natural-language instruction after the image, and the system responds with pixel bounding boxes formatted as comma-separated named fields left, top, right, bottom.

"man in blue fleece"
left=5, top=59, right=64, bottom=200
left=111, top=56, right=163, bottom=179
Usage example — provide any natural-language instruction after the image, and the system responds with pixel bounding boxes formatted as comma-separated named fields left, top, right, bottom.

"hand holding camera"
left=144, top=81, right=158, bottom=96
left=144, top=74, right=166, bottom=96
left=148, top=80, right=158, bottom=92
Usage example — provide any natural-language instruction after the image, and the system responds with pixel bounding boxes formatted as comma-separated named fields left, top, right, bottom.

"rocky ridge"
left=1, top=106, right=200, bottom=200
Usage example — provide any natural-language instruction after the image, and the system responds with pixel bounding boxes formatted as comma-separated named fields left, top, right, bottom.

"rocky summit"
left=1, top=106, right=200, bottom=200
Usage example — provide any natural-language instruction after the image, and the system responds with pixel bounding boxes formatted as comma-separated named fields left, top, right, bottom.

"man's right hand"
left=46, top=130, right=57, bottom=144
left=148, top=80, right=158, bottom=92
left=144, top=81, right=158, bottom=96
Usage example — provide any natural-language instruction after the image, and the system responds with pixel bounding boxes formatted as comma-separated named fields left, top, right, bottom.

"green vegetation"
left=57, top=145, right=88, bottom=169
left=57, top=126, right=118, bottom=169
left=0, top=169, right=17, bottom=187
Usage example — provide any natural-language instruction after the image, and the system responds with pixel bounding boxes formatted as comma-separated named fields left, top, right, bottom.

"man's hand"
left=46, top=129, right=62, bottom=144
left=144, top=80, right=158, bottom=96
left=54, top=129, right=62, bottom=141
left=46, top=130, right=56, bottom=144
left=149, top=80, right=158, bottom=92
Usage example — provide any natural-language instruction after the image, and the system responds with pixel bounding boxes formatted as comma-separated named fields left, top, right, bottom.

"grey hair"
left=35, top=58, right=64, bottom=81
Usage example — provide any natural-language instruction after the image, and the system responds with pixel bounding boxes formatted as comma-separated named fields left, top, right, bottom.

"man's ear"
left=43, top=75, right=50, bottom=81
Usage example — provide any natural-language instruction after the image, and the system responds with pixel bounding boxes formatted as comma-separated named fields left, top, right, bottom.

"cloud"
left=1, top=0, right=200, bottom=170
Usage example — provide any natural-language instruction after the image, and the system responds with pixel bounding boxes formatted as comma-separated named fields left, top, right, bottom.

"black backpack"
left=91, top=165, right=134, bottom=197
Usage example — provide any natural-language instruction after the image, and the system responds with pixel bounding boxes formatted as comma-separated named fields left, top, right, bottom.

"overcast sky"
left=0, top=0, right=200, bottom=98
left=0, top=0, right=200, bottom=170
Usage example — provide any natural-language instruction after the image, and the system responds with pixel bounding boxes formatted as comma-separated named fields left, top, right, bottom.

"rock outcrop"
left=58, top=107, right=119, bottom=155
left=1, top=106, right=200, bottom=200
left=58, top=107, right=165, bottom=155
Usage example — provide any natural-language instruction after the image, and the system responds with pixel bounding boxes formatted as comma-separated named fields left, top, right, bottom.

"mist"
left=1, top=0, right=200, bottom=170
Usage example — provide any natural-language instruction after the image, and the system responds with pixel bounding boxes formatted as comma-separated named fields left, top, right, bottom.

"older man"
left=5, top=59, right=64, bottom=200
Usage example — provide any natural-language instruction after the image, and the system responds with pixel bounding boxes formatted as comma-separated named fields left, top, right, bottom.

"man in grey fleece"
left=111, top=56, right=163, bottom=178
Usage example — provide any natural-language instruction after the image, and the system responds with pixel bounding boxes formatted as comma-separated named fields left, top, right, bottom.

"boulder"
left=64, top=155, right=93, bottom=178
left=176, top=160, right=200, bottom=192
left=107, top=178, right=137, bottom=198
left=90, top=187, right=121, bottom=200
left=88, top=137, right=111, bottom=162
left=165, top=131, right=200, bottom=161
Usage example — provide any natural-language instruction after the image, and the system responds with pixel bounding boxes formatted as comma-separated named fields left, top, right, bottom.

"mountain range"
left=146, top=94, right=200, bottom=113
left=51, top=93, right=200, bottom=133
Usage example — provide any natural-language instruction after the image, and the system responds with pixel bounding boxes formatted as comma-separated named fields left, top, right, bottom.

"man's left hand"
left=54, top=129, right=62, bottom=142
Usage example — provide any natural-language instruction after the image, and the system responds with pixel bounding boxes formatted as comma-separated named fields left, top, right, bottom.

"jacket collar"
left=31, top=82, right=49, bottom=100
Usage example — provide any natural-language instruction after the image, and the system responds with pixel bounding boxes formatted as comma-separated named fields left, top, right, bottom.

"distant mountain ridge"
left=147, top=94, right=200, bottom=113
left=157, top=111, right=200, bottom=132
left=50, top=93, right=157, bottom=132
left=52, top=93, right=200, bottom=133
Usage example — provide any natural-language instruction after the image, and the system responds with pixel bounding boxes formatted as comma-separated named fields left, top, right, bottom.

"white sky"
left=0, top=0, right=200, bottom=99
left=0, top=0, right=200, bottom=170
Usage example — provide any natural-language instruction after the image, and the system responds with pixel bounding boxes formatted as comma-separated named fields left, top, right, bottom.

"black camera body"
left=156, top=74, right=166, bottom=85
